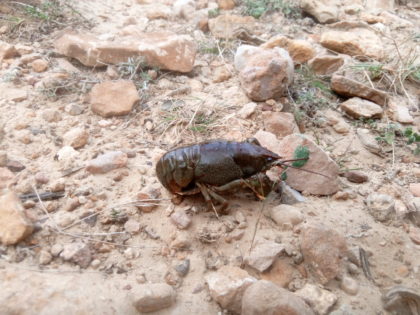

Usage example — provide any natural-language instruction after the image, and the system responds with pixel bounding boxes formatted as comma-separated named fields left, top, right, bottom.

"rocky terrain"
left=0, top=0, right=419, bottom=314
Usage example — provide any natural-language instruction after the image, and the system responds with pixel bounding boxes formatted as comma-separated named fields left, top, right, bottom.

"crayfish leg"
left=196, top=182, right=229, bottom=214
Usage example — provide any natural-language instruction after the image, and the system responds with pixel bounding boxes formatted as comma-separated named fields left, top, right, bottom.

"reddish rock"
left=344, top=170, right=368, bottom=183
left=218, top=0, right=235, bottom=9
left=340, top=97, right=383, bottom=119
left=0, top=167, right=15, bottom=189
left=234, top=45, right=294, bottom=102
left=320, top=27, right=383, bottom=60
left=262, top=112, right=299, bottom=139
left=31, top=59, right=48, bottom=72
left=300, top=224, right=348, bottom=284
left=331, top=74, right=388, bottom=106
left=300, top=0, right=339, bottom=23
left=89, top=80, right=139, bottom=118
left=136, top=192, right=158, bottom=213
left=6, top=160, right=25, bottom=172
left=86, top=151, right=128, bottom=174
left=262, top=36, right=315, bottom=64
left=0, top=191, right=34, bottom=245
left=261, top=258, right=297, bottom=288
left=131, top=283, right=176, bottom=313
left=55, top=31, right=196, bottom=73
left=0, top=40, right=18, bottom=61
left=206, top=266, right=257, bottom=314
left=242, top=280, right=315, bottom=315
left=278, top=134, right=339, bottom=195
left=63, top=127, right=89, bottom=149
left=308, top=55, right=344, bottom=75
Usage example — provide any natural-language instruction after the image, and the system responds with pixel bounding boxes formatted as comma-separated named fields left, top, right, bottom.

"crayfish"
left=156, top=139, right=316, bottom=212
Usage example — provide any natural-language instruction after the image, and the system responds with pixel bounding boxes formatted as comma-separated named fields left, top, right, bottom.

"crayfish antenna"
left=274, top=158, right=332, bottom=179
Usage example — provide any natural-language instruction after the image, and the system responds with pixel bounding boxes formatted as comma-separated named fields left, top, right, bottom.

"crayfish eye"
left=266, top=157, right=273, bottom=162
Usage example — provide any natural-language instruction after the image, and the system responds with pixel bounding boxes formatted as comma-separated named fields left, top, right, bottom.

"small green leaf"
left=292, top=145, right=310, bottom=167
left=281, top=172, right=288, bottom=181
left=407, top=136, right=414, bottom=145
left=404, top=127, right=413, bottom=137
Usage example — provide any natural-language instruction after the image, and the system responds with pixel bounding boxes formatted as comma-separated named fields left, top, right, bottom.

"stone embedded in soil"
left=0, top=167, right=15, bottom=189
left=55, top=31, right=196, bottom=73
left=308, top=55, right=344, bottom=75
left=136, top=192, right=158, bottom=213
left=6, top=160, right=26, bottom=173
left=331, top=74, right=388, bottom=106
left=260, top=258, right=297, bottom=288
left=217, top=0, right=235, bottom=10
left=344, top=170, right=369, bottom=183
left=0, top=83, right=28, bottom=102
left=89, top=80, right=139, bottom=118
left=300, top=0, right=339, bottom=23
left=320, top=26, right=384, bottom=60
left=268, top=204, right=304, bottom=229
left=295, top=283, right=338, bottom=315
left=409, top=226, right=420, bottom=245
left=31, top=59, right=48, bottom=72
left=242, top=280, right=315, bottom=315
left=174, top=259, right=190, bottom=277
left=409, top=183, right=420, bottom=197
left=245, top=240, right=285, bottom=272
left=42, top=109, right=62, bottom=122
left=261, top=36, right=315, bottom=64
left=131, top=283, right=176, bottom=313
left=205, top=265, right=257, bottom=314
left=60, top=242, right=92, bottom=268
left=86, top=151, right=128, bottom=174
left=300, top=224, right=348, bottom=284
left=356, top=128, right=382, bottom=155
left=39, top=250, right=53, bottom=265
left=0, top=40, right=18, bottom=61
left=388, top=98, right=414, bottom=124
left=340, top=97, right=383, bottom=119
left=0, top=191, right=34, bottom=245
left=281, top=182, right=306, bottom=204
left=340, top=276, right=359, bottom=295
left=64, top=103, right=84, bottom=116
left=170, top=210, right=191, bottom=229
left=262, top=112, right=299, bottom=139
left=124, top=219, right=141, bottom=234
left=63, top=127, right=89, bottom=149
left=234, top=45, right=294, bottom=102
left=209, top=14, right=255, bottom=39
left=238, top=102, right=257, bottom=119
left=278, top=134, right=340, bottom=195
left=365, top=193, right=395, bottom=222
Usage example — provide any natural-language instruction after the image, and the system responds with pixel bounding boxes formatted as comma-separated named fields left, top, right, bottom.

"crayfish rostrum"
left=156, top=139, right=310, bottom=212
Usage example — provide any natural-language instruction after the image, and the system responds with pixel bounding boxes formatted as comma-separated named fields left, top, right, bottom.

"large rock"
left=320, top=24, right=383, bottom=60
left=205, top=265, right=256, bottom=313
left=300, top=224, right=348, bottom=284
left=300, top=0, right=339, bottom=23
left=262, top=112, right=299, bottom=139
left=245, top=240, right=285, bottom=272
left=261, top=36, right=315, bottom=64
left=268, top=204, right=304, bottom=229
left=0, top=191, right=33, bottom=245
left=308, top=55, right=344, bottom=75
left=89, top=80, right=139, bottom=117
left=209, top=14, right=255, bottom=39
left=86, top=151, right=128, bottom=174
left=295, top=284, right=338, bottom=315
left=55, top=31, right=196, bottom=73
left=234, top=45, right=294, bottom=102
left=241, top=280, right=315, bottom=315
left=340, top=97, right=383, bottom=119
left=331, top=74, right=388, bottom=106
left=131, top=283, right=176, bottom=313
left=278, top=134, right=340, bottom=195
left=365, top=193, right=395, bottom=222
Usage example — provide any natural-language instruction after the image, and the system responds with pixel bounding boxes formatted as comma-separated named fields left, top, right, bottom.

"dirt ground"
left=0, top=0, right=419, bottom=314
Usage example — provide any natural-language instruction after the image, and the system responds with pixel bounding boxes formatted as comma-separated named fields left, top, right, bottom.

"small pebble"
left=174, top=259, right=190, bottom=277
left=340, top=276, right=359, bottom=295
